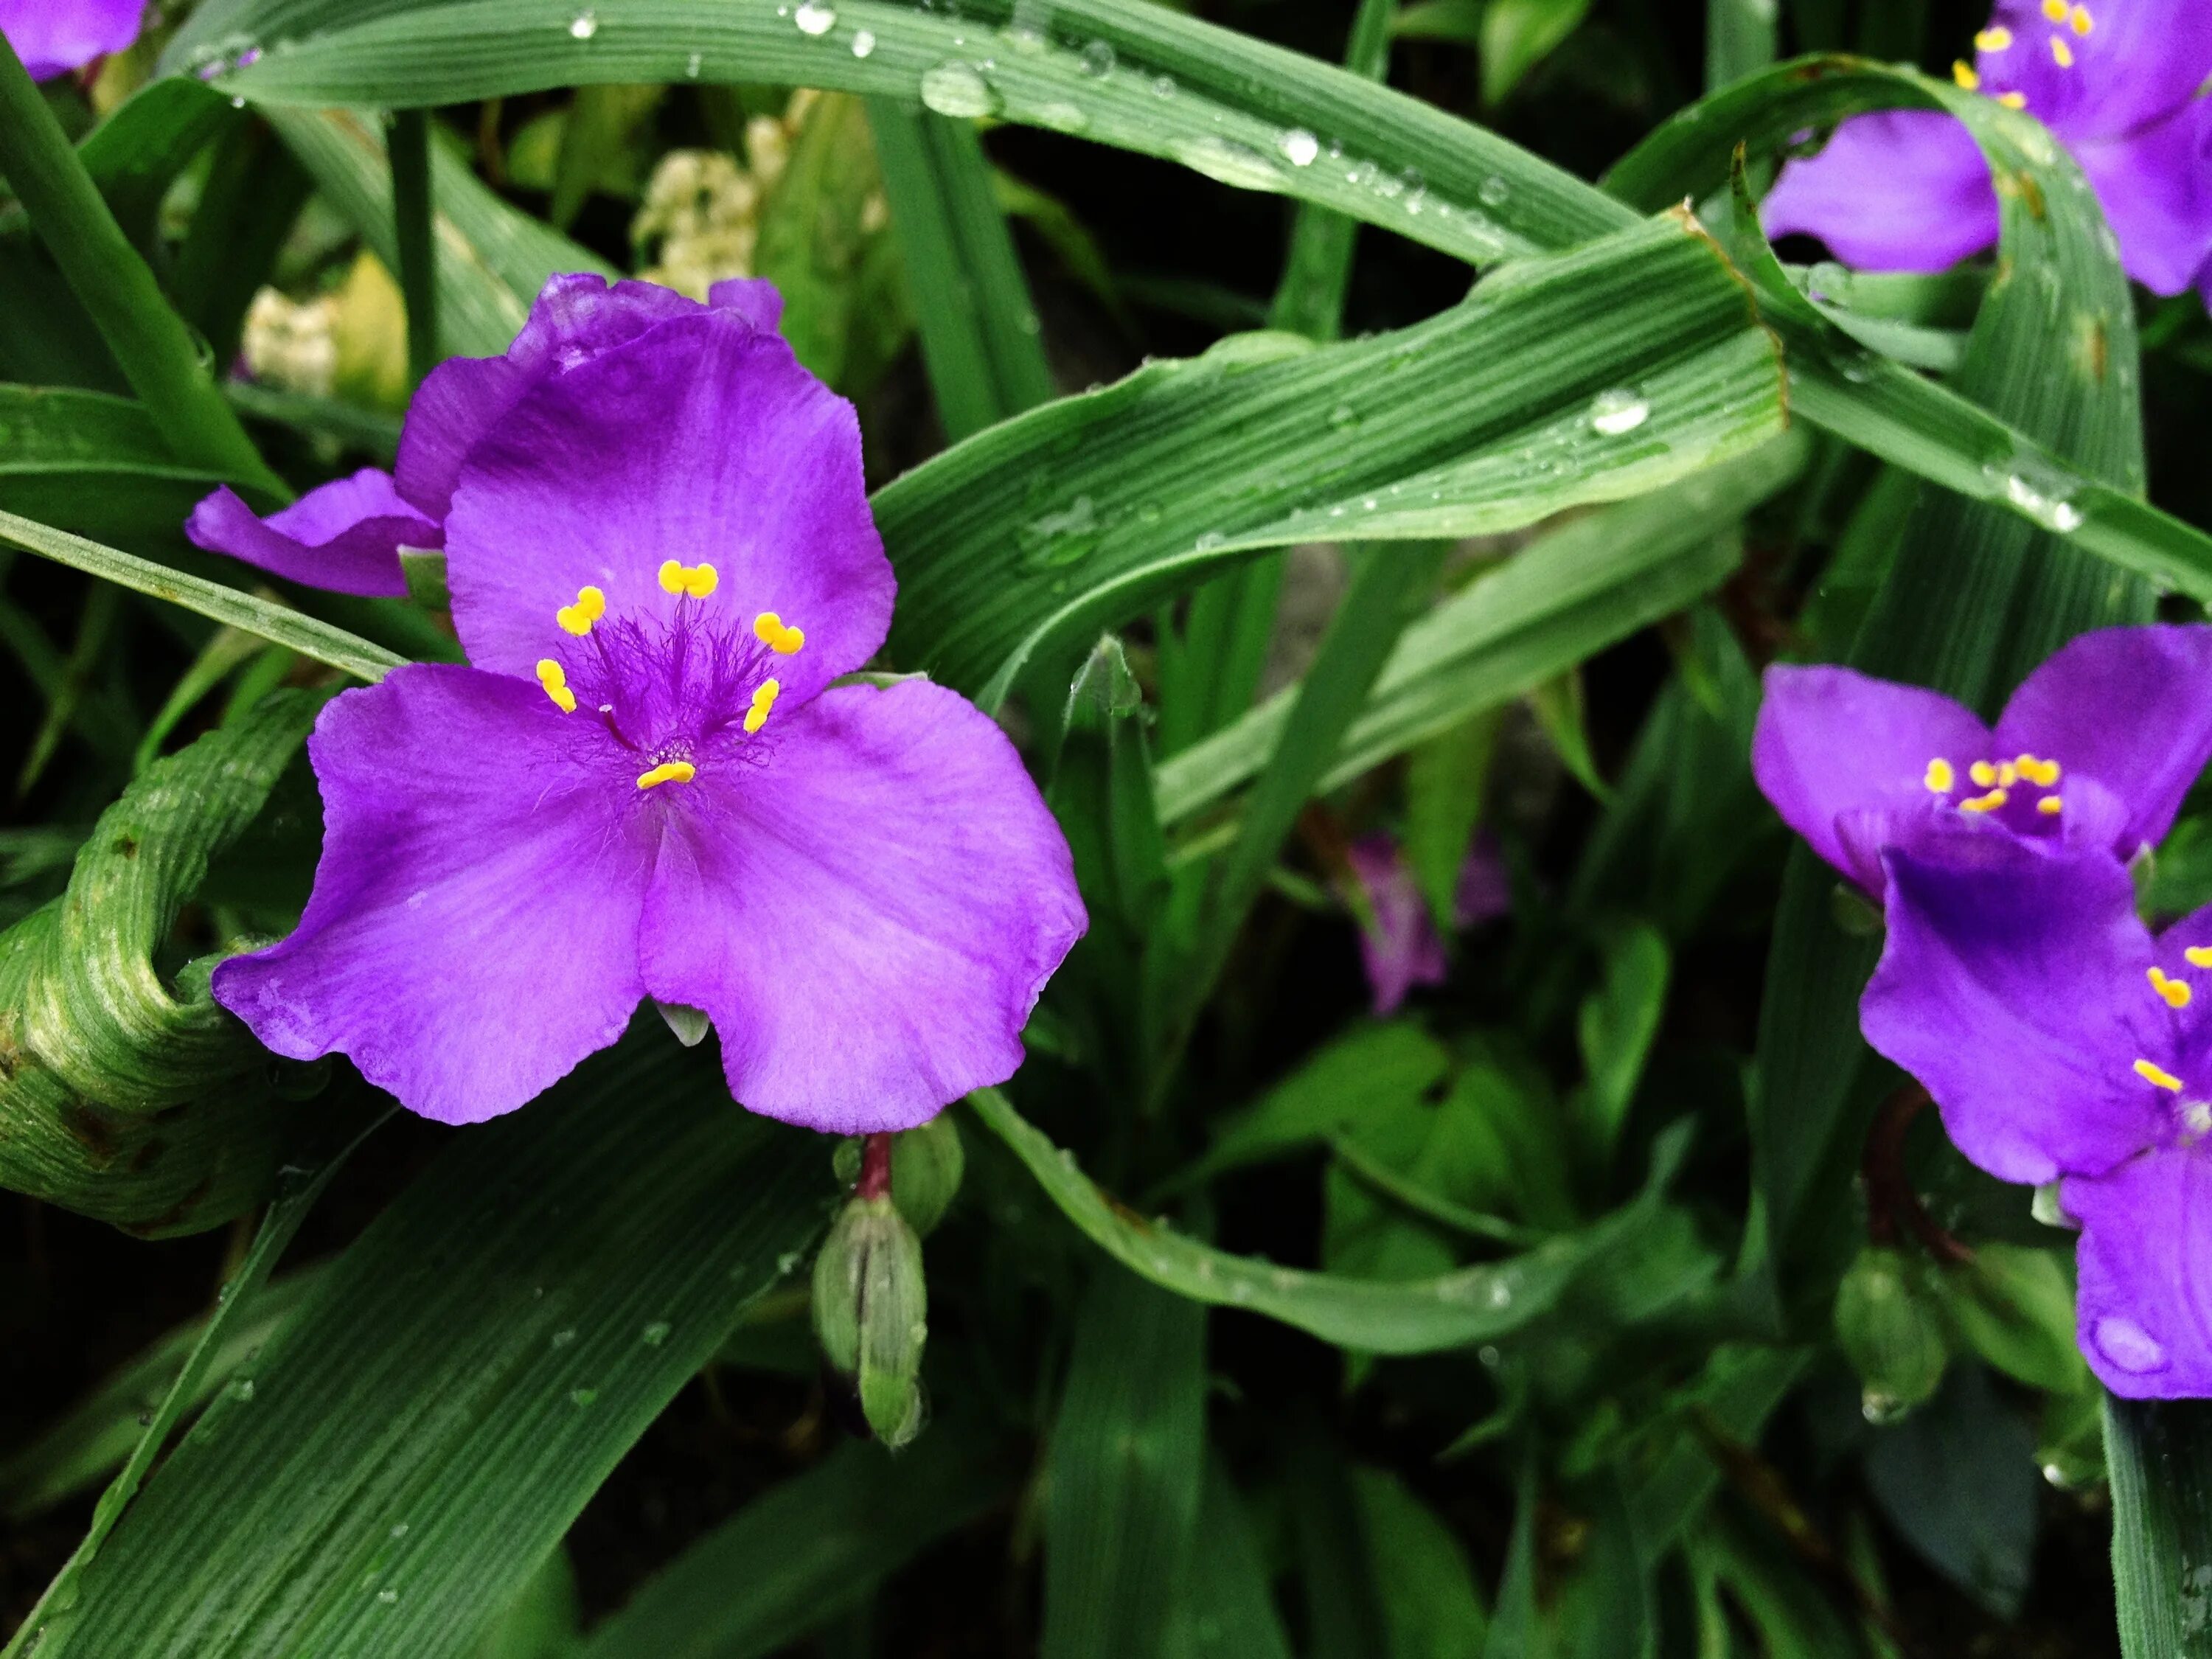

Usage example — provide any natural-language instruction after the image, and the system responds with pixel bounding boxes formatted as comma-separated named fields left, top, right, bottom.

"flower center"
left=530, top=571, right=806, bottom=790
left=1920, top=751, right=2065, bottom=822
left=1951, top=2, right=2092, bottom=110
left=2131, top=950, right=2212, bottom=1135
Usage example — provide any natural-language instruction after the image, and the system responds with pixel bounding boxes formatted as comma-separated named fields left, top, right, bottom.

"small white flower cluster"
left=633, top=102, right=804, bottom=300
left=240, top=287, right=339, bottom=397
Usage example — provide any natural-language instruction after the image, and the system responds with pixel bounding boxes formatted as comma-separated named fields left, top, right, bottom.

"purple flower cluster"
left=1341, top=834, right=1510, bottom=1016
left=1763, top=0, right=2212, bottom=307
left=1754, top=627, right=2212, bottom=1397
left=192, top=275, right=1085, bottom=1134
left=2, top=0, right=144, bottom=80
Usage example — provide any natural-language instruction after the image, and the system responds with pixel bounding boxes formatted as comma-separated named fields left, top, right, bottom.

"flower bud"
left=827, top=1116, right=965, bottom=1237
left=811, top=1193, right=928, bottom=1447
left=1834, top=1245, right=1949, bottom=1424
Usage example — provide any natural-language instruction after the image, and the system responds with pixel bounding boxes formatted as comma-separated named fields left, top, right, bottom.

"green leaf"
left=1935, top=1242, right=2087, bottom=1397
left=169, top=118, right=314, bottom=374
left=0, top=383, right=233, bottom=540
left=1861, top=1366, right=2038, bottom=1618
left=0, top=694, right=319, bottom=1234
left=1481, top=0, right=1592, bottom=105
left=390, top=108, right=442, bottom=385
left=1573, top=922, right=1669, bottom=1158
left=0, top=509, right=403, bottom=682
left=1267, top=0, right=1392, bottom=341
left=1191, top=1020, right=1453, bottom=1183
left=576, top=1428, right=1009, bottom=1659
left=0, top=36, right=281, bottom=496
left=28, top=1034, right=833, bottom=1659
left=867, top=99, right=1054, bottom=438
left=2107, top=1397, right=2212, bottom=1659
left=1155, top=437, right=1801, bottom=828
left=875, top=212, right=1785, bottom=704
left=969, top=1086, right=1703, bottom=1354
left=1404, top=711, right=1498, bottom=931
left=1043, top=1263, right=1208, bottom=1659
left=1351, top=1465, right=1489, bottom=1659
left=1162, top=1459, right=1294, bottom=1659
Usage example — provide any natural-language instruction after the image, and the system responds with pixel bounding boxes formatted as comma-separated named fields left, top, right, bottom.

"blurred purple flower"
left=1762, top=0, right=2212, bottom=302
left=199, top=276, right=1085, bottom=1131
left=1751, top=625, right=2212, bottom=898
left=1, top=0, right=143, bottom=80
left=1860, top=833, right=2212, bottom=1397
left=1343, top=834, right=1510, bottom=1015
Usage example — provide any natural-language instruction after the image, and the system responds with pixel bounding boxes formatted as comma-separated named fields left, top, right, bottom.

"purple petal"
left=1751, top=664, right=1990, bottom=894
left=443, top=308, right=892, bottom=703
left=1860, top=835, right=2167, bottom=1184
left=1, top=0, right=143, bottom=79
left=212, top=664, right=653, bottom=1124
left=394, top=274, right=779, bottom=521
left=2064, top=1147, right=2212, bottom=1398
left=1454, top=833, right=1512, bottom=928
left=636, top=678, right=1085, bottom=1133
left=2073, top=99, right=2212, bottom=297
left=1994, top=625, right=2212, bottom=858
left=186, top=470, right=434, bottom=598
left=1345, top=836, right=1448, bottom=1017
left=1981, top=0, right=2212, bottom=142
left=1761, top=111, right=2000, bottom=275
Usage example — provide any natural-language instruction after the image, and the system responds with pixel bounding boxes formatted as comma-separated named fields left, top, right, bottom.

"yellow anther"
left=535, top=658, right=577, bottom=714
left=1975, top=25, right=2014, bottom=50
left=2037, top=795, right=2064, bottom=815
left=1997, top=761, right=2019, bottom=787
left=1998, top=90, right=2028, bottom=108
left=2051, top=35, right=2075, bottom=66
left=744, top=678, right=781, bottom=735
left=2152, top=968, right=2194, bottom=1009
left=1952, top=59, right=1980, bottom=90
left=2016, top=754, right=2062, bottom=787
left=2188, top=946, right=2212, bottom=970
left=2042, top=0, right=2068, bottom=20
left=1961, top=788, right=2009, bottom=813
left=753, top=611, right=807, bottom=655
left=636, top=760, right=698, bottom=790
left=556, top=585, right=606, bottom=636
left=657, top=560, right=720, bottom=599
left=1969, top=760, right=1998, bottom=787
left=2138, top=1058, right=2185, bottom=1093
left=2070, top=4, right=2093, bottom=35
left=1924, top=758, right=1956, bottom=793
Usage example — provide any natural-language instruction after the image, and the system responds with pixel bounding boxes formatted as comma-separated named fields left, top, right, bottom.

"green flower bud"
left=811, top=1193, right=928, bottom=1447
left=1835, top=1245, right=1949, bottom=1424
left=889, top=1113, right=964, bottom=1237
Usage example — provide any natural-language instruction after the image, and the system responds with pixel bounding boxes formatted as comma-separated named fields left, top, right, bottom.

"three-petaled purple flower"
left=1763, top=0, right=2212, bottom=306
left=1753, top=626, right=2212, bottom=899
left=3, top=0, right=145, bottom=80
left=193, top=274, right=1085, bottom=1133
left=1751, top=625, right=2212, bottom=1397
left=1342, top=833, right=1510, bottom=1016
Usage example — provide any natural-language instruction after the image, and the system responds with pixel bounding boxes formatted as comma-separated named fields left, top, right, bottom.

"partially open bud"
left=1835, top=1245, right=1949, bottom=1424
left=811, top=1192, right=927, bottom=1447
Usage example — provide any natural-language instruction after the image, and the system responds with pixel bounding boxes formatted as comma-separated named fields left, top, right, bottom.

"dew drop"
left=1171, top=136, right=1281, bottom=192
left=850, top=27, right=876, bottom=55
left=228, top=1377, right=256, bottom=1402
left=1587, top=388, right=1651, bottom=437
left=389, top=1522, right=410, bottom=1539
left=568, top=9, right=598, bottom=38
left=1477, top=173, right=1510, bottom=208
left=549, top=1327, right=577, bottom=1349
left=1150, top=72, right=1176, bottom=97
left=795, top=0, right=837, bottom=35
left=376, top=1588, right=399, bottom=1606
left=684, top=49, right=703, bottom=76
left=641, top=1320, right=672, bottom=1346
left=1279, top=128, right=1319, bottom=167
left=570, top=1386, right=599, bottom=1406
left=919, top=61, right=1001, bottom=117
left=1078, top=39, right=1115, bottom=76
left=776, top=1249, right=803, bottom=1276
left=1860, top=1388, right=1910, bottom=1425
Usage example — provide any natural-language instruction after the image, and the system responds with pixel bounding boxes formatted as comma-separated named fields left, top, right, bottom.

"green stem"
left=389, top=108, right=439, bottom=386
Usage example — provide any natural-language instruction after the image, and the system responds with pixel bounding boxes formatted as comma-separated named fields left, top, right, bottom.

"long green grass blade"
left=29, top=1040, right=832, bottom=1659
left=2107, top=1399, right=2212, bottom=1658
left=389, top=109, right=442, bottom=386
left=0, top=509, right=403, bottom=682
left=0, top=383, right=234, bottom=540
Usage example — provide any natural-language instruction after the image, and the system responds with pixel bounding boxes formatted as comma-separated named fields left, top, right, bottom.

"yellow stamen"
left=2037, top=795, right=2064, bottom=815
left=2188, top=946, right=2212, bottom=970
left=2152, top=968, right=2194, bottom=1009
left=2042, top=0, right=2068, bottom=20
left=1969, top=760, right=1999, bottom=787
left=744, top=678, right=780, bottom=735
left=2070, top=4, right=2093, bottom=35
left=2051, top=35, right=2074, bottom=66
left=556, top=585, right=606, bottom=636
left=1997, top=760, right=2019, bottom=787
left=2138, top=1058, right=2185, bottom=1093
left=2016, top=754, right=2062, bottom=787
left=657, top=560, right=720, bottom=599
left=535, top=658, right=577, bottom=714
left=1961, top=788, right=2008, bottom=813
left=1998, top=90, right=2028, bottom=108
left=636, top=760, right=698, bottom=790
left=1924, top=758, right=1956, bottom=793
left=1952, top=59, right=1980, bottom=90
left=753, top=610, right=807, bottom=655
left=1975, top=25, right=2014, bottom=49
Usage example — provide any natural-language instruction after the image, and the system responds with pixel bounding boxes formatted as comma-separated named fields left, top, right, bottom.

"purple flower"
left=1751, top=625, right=2212, bottom=898
left=1860, top=833, right=2212, bottom=1397
left=189, top=274, right=786, bottom=598
left=1, top=0, right=144, bottom=80
left=1762, top=0, right=2212, bottom=300
left=201, top=276, right=1086, bottom=1131
left=1343, top=834, right=1511, bottom=1015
